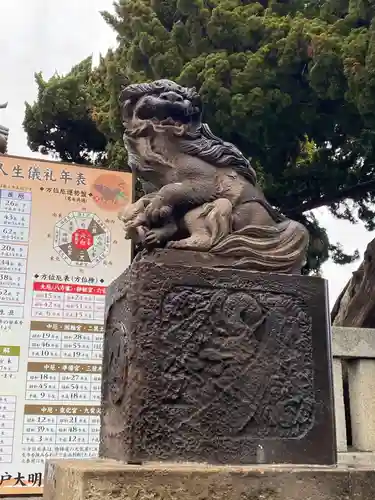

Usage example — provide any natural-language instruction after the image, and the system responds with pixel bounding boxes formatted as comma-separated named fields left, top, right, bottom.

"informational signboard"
left=0, top=155, right=132, bottom=495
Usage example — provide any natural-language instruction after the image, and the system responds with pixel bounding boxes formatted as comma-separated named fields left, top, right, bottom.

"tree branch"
left=291, top=178, right=375, bottom=214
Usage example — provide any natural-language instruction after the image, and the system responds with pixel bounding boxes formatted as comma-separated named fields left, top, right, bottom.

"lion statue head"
left=120, top=79, right=202, bottom=135
left=119, top=79, right=257, bottom=190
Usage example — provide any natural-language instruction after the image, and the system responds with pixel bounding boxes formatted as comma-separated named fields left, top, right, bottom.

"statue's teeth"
left=160, top=117, right=175, bottom=125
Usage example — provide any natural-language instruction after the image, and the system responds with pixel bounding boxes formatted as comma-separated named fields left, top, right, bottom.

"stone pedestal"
left=43, top=459, right=375, bottom=500
left=100, top=250, right=336, bottom=465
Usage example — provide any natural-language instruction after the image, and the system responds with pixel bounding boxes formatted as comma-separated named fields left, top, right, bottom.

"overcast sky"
left=0, top=0, right=373, bottom=309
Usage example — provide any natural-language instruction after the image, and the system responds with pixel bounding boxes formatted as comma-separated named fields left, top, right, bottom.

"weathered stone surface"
left=332, top=326, right=375, bottom=358
left=333, top=358, right=347, bottom=452
left=44, top=459, right=375, bottom=500
left=348, top=359, right=375, bottom=451
left=339, top=452, right=375, bottom=466
left=100, top=249, right=336, bottom=465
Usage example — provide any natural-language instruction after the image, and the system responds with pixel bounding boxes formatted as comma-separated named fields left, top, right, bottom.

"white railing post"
left=332, top=357, right=347, bottom=452
left=348, top=359, right=375, bottom=451
left=332, top=326, right=375, bottom=454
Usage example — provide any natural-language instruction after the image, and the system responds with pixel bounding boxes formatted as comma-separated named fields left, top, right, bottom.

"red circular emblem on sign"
left=72, top=228, right=94, bottom=250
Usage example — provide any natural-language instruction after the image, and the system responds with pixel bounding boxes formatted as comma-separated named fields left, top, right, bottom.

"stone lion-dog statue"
left=118, top=79, right=308, bottom=273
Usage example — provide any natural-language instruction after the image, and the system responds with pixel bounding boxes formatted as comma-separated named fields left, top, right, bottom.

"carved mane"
left=179, top=123, right=257, bottom=186
left=120, top=80, right=257, bottom=189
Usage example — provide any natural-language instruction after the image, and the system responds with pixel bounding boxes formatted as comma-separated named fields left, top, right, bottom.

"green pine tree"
left=23, top=0, right=375, bottom=272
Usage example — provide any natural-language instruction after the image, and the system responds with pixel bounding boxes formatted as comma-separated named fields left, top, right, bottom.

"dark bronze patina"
left=100, top=250, right=336, bottom=465
left=119, top=79, right=309, bottom=274
left=100, top=81, right=336, bottom=467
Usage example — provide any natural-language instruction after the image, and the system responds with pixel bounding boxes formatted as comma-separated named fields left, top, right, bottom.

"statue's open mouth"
left=136, top=97, right=200, bottom=126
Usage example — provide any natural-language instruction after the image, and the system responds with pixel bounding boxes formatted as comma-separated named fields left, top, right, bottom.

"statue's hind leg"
left=167, top=199, right=232, bottom=251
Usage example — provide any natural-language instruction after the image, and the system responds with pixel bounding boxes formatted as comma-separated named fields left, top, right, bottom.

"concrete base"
left=43, top=459, right=375, bottom=500
left=339, top=451, right=375, bottom=467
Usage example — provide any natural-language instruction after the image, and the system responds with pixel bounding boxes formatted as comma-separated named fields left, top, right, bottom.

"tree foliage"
left=23, top=0, right=375, bottom=272
left=24, top=58, right=107, bottom=164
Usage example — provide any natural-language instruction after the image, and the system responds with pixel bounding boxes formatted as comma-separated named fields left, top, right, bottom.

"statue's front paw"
left=144, top=230, right=162, bottom=247
left=127, top=225, right=148, bottom=243
left=145, top=198, right=172, bottom=223
left=118, top=201, right=139, bottom=222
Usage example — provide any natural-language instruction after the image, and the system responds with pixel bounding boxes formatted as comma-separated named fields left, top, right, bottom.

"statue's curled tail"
left=210, top=220, right=309, bottom=274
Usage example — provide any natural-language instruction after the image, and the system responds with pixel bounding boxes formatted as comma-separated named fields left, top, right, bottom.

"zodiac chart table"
left=0, top=188, right=31, bottom=326
left=0, top=155, right=132, bottom=495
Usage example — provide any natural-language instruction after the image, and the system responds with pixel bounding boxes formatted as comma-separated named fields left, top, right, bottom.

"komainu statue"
left=119, top=80, right=309, bottom=273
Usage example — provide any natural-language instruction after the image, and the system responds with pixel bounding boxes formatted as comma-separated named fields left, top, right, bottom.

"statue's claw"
left=124, top=224, right=147, bottom=243
left=144, top=230, right=161, bottom=246
left=145, top=199, right=172, bottom=223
